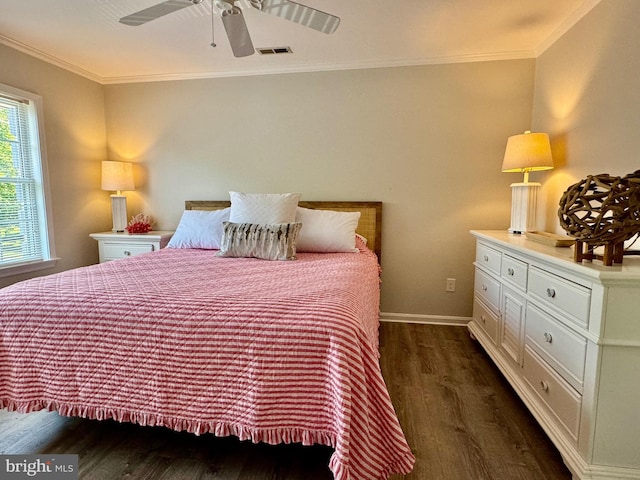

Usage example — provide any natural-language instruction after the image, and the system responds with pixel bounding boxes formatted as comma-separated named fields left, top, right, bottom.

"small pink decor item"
left=126, top=213, right=153, bottom=234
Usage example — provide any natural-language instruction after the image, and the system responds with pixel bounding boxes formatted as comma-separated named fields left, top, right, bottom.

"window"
left=0, top=83, right=56, bottom=277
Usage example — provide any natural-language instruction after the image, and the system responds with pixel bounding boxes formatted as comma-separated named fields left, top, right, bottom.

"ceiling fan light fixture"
left=119, top=0, right=338, bottom=56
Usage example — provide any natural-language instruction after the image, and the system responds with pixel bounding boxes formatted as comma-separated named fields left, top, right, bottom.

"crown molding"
left=0, top=26, right=546, bottom=86
left=100, top=50, right=536, bottom=85
left=534, top=0, right=602, bottom=56
left=0, top=34, right=102, bottom=84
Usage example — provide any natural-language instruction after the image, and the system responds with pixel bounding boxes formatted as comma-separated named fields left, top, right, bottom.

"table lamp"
left=501, top=131, right=554, bottom=234
left=101, top=161, right=134, bottom=232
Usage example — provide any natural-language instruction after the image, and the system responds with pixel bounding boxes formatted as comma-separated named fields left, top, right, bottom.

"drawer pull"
left=480, top=315, right=486, bottom=324
left=482, top=284, right=488, bottom=291
left=124, top=250, right=131, bottom=256
left=483, top=255, right=489, bottom=262
left=543, top=332, right=553, bottom=343
left=540, top=380, right=549, bottom=392
left=546, top=288, right=556, bottom=298
left=507, top=268, right=515, bottom=276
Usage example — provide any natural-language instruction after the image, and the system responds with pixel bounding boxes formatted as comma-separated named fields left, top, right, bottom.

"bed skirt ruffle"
left=0, top=398, right=414, bottom=479
left=1, top=398, right=337, bottom=446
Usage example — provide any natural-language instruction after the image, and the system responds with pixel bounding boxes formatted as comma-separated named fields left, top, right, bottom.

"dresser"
left=469, top=230, right=640, bottom=480
left=90, top=231, right=174, bottom=263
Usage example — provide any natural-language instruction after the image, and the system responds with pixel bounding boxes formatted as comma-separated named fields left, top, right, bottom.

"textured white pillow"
left=167, top=208, right=230, bottom=249
left=295, top=207, right=361, bottom=253
left=229, top=192, right=301, bottom=224
left=216, top=222, right=302, bottom=260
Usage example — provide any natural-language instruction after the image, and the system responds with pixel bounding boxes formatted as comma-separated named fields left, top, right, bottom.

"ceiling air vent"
left=256, top=46, right=293, bottom=55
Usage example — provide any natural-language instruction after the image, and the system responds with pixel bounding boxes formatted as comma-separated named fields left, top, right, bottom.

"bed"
left=0, top=199, right=414, bottom=480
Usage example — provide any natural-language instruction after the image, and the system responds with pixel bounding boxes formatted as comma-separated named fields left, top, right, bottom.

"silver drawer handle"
left=482, top=284, right=488, bottom=291
left=507, top=268, right=515, bottom=276
left=480, top=315, right=486, bottom=324
left=124, top=250, right=131, bottom=256
left=483, top=255, right=489, bottom=262
left=540, top=380, right=549, bottom=392
left=546, top=288, right=556, bottom=298
left=543, top=332, right=553, bottom=343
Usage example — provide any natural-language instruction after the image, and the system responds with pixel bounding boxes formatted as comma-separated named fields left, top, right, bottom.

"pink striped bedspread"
left=0, top=244, right=414, bottom=479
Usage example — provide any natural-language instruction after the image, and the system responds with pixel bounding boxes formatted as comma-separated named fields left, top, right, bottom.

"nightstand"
left=90, top=231, right=174, bottom=263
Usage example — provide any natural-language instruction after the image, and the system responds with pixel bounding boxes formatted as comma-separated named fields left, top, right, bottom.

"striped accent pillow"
left=216, top=222, right=302, bottom=260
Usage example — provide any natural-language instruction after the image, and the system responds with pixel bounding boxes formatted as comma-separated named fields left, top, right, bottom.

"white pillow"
left=295, top=207, right=361, bottom=253
left=229, top=191, right=301, bottom=224
left=167, top=208, right=230, bottom=249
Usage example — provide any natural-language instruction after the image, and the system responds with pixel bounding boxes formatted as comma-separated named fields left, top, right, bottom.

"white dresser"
left=469, top=230, right=640, bottom=480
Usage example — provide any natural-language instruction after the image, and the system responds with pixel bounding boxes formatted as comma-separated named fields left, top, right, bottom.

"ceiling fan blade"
left=249, top=0, right=340, bottom=34
left=120, top=0, right=198, bottom=26
left=221, top=7, right=255, bottom=57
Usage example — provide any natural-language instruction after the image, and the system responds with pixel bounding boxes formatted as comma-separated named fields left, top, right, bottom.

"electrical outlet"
left=446, top=278, right=456, bottom=292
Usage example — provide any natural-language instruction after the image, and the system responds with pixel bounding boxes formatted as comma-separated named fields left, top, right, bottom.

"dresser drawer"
left=102, top=242, right=154, bottom=260
left=525, top=304, right=587, bottom=392
left=501, top=254, right=528, bottom=291
left=474, top=268, right=501, bottom=313
left=528, top=266, right=591, bottom=328
left=476, top=242, right=502, bottom=275
left=523, top=346, right=582, bottom=441
left=500, top=287, right=526, bottom=366
left=473, top=297, right=499, bottom=343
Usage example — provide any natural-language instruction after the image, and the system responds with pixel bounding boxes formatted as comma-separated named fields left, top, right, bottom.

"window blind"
left=0, top=94, right=47, bottom=266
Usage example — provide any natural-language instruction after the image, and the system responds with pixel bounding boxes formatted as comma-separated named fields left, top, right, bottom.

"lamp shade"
left=101, top=161, right=134, bottom=192
left=502, top=131, right=554, bottom=175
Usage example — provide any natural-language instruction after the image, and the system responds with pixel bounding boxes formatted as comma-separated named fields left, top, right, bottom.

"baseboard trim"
left=380, top=312, right=472, bottom=327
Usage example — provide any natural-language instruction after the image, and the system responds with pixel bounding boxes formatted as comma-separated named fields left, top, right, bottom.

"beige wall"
left=0, top=41, right=537, bottom=317
left=0, top=44, right=108, bottom=288
left=533, top=0, right=640, bottom=233
left=104, top=60, right=535, bottom=317
left=1, top=0, right=637, bottom=318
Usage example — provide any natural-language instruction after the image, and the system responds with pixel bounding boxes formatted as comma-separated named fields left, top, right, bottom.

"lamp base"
left=110, top=194, right=128, bottom=232
left=508, top=182, right=540, bottom=234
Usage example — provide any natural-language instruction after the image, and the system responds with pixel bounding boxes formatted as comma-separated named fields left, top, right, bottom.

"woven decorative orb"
left=624, top=169, right=640, bottom=224
left=558, top=171, right=640, bottom=247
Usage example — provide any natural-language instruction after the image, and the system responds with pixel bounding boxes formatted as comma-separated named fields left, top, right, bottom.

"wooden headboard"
left=185, top=200, right=383, bottom=259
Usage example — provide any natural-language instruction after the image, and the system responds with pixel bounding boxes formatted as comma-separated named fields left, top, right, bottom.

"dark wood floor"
left=0, top=323, right=572, bottom=480
left=381, top=323, right=571, bottom=480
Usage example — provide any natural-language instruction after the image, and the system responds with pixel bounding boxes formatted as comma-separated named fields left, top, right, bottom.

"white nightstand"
left=90, top=231, right=174, bottom=263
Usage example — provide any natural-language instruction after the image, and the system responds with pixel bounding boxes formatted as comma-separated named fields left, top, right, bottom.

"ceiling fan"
left=119, top=0, right=340, bottom=58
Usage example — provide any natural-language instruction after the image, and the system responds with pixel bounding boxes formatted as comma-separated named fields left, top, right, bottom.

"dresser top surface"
left=471, top=230, right=640, bottom=283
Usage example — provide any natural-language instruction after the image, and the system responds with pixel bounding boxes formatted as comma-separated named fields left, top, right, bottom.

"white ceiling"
left=0, top=0, right=600, bottom=84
